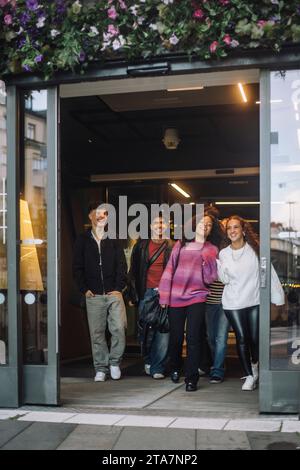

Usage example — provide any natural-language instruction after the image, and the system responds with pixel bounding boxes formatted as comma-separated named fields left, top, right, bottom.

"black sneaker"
left=209, top=376, right=223, bottom=384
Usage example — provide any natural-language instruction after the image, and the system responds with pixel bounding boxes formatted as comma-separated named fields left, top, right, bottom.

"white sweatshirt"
left=217, top=243, right=260, bottom=310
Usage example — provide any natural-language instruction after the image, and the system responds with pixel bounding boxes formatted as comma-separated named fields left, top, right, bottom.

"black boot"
left=185, top=381, right=197, bottom=392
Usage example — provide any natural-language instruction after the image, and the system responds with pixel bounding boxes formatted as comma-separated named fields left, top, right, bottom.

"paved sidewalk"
left=0, top=409, right=300, bottom=450
left=1, top=419, right=300, bottom=450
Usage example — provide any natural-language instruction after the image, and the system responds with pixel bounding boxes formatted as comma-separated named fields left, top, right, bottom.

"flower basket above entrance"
left=1, top=0, right=300, bottom=79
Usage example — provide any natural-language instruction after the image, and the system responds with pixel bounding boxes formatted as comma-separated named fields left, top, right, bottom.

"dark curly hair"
left=182, top=212, right=225, bottom=249
left=225, top=215, right=259, bottom=257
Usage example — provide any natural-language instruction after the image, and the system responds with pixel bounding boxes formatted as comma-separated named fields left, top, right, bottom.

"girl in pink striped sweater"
left=159, top=213, right=222, bottom=391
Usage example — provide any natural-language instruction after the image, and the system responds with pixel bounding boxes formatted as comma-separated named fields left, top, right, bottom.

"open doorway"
left=59, top=76, right=260, bottom=413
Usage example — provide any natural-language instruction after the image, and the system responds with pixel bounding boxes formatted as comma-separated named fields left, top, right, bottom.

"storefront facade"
left=0, top=50, right=300, bottom=412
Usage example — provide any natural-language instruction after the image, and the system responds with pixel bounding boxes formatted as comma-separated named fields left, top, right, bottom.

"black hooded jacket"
left=73, top=230, right=127, bottom=295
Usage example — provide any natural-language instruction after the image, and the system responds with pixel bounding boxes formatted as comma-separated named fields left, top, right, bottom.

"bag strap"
left=147, top=241, right=167, bottom=268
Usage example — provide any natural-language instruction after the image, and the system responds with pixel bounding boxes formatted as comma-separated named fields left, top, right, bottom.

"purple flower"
left=18, top=38, right=26, bottom=49
left=34, top=54, right=43, bottom=63
left=55, top=0, right=66, bottom=14
left=23, top=64, right=32, bottom=72
left=79, top=51, right=86, bottom=62
left=20, top=12, right=30, bottom=26
left=26, top=0, right=39, bottom=11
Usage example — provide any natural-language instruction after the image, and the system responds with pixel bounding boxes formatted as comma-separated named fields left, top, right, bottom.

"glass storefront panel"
left=270, top=70, right=300, bottom=370
left=0, top=81, right=8, bottom=365
left=21, top=90, right=48, bottom=364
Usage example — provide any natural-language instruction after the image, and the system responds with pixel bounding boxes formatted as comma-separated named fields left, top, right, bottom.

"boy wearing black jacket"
left=73, top=202, right=127, bottom=382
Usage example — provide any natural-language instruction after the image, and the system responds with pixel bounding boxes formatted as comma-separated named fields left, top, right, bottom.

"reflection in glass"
left=0, top=80, right=8, bottom=365
left=22, top=90, right=48, bottom=364
left=270, top=71, right=300, bottom=370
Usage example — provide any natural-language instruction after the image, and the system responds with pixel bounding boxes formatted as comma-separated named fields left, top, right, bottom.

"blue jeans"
left=205, top=303, right=230, bottom=379
left=138, top=288, right=169, bottom=375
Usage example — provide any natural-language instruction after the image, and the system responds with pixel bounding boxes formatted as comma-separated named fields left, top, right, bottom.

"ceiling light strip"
left=170, top=183, right=190, bottom=198
left=238, top=83, right=247, bottom=103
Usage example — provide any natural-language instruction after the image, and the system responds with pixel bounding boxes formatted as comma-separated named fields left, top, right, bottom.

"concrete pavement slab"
left=0, top=421, right=32, bottom=448
left=57, top=425, right=122, bottom=450
left=170, top=417, right=228, bottom=430
left=65, top=413, right=125, bottom=425
left=281, top=420, right=300, bottom=433
left=113, top=426, right=196, bottom=450
left=196, top=430, right=251, bottom=450
left=18, top=411, right=76, bottom=423
left=247, top=432, right=300, bottom=450
left=224, top=419, right=281, bottom=432
left=1, top=422, right=76, bottom=450
left=116, top=415, right=176, bottom=428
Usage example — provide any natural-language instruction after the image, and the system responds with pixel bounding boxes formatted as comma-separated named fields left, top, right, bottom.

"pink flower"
left=108, top=24, right=119, bottom=36
left=219, top=0, right=230, bottom=5
left=209, top=41, right=219, bottom=53
left=119, top=0, right=127, bottom=9
left=193, top=9, right=205, bottom=20
left=258, top=20, right=267, bottom=28
left=0, top=0, right=9, bottom=7
left=108, top=6, right=118, bottom=20
left=4, top=14, right=13, bottom=25
left=223, top=34, right=231, bottom=46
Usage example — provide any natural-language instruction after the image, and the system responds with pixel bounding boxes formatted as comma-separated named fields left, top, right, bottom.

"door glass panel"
left=270, top=70, right=300, bottom=370
left=0, top=81, right=8, bottom=365
left=21, top=90, right=48, bottom=364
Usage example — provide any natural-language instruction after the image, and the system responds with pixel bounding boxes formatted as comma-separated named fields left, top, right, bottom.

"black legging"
left=168, top=302, right=206, bottom=383
left=224, top=306, right=259, bottom=377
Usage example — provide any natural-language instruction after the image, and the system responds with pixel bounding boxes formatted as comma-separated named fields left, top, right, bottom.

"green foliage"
left=1, top=0, right=300, bottom=79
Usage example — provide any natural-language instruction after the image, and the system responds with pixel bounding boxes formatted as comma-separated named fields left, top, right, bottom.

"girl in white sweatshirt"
left=217, top=215, right=284, bottom=391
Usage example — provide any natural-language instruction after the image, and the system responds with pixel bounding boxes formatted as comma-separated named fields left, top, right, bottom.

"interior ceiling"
left=60, top=83, right=259, bottom=183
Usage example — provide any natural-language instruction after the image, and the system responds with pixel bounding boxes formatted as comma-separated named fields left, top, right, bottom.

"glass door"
left=260, top=70, right=300, bottom=413
left=20, top=87, right=59, bottom=405
left=0, top=84, right=20, bottom=407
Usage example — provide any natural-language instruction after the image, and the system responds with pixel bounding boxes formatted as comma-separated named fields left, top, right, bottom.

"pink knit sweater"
left=158, top=240, right=218, bottom=307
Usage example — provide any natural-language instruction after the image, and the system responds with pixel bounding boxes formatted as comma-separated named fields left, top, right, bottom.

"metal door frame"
left=0, top=86, right=60, bottom=407
left=259, top=70, right=300, bottom=413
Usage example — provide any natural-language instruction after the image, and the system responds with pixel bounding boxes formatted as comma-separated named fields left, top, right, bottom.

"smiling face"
left=89, top=207, right=108, bottom=230
left=226, top=218, right=244, bottom=244
left=196, top=215, right=213, bottom=241
left=150, top=216, right=168, bottom=239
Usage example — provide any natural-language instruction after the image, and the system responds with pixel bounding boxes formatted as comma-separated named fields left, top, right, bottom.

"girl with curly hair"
left=217, top=215, right=284, bottom=391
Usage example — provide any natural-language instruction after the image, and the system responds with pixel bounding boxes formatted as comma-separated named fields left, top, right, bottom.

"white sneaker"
left=241, top=375, right=256, bottom=391
left=144, top=364, right=151, bottom=376
left=198, top=368, right=207, bottom=377
left=94, top=371, right=106, bottom=382
left=251, top=362, right=259, bottom=384
left=110, top=365, right=121, bottom=380
left=153, top=373, right=165, bottom=379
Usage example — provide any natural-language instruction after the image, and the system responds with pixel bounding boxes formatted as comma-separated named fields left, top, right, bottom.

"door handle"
left=260, top=257, right=267, bottom=288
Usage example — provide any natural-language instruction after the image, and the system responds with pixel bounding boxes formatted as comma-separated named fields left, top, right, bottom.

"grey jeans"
left=86, top=294, right=127, bottom=373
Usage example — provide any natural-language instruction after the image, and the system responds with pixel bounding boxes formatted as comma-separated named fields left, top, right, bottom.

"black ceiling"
left=60, top=84, right=259, bottom=180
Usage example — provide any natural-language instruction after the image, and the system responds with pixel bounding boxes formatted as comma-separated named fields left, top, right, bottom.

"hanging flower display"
left=0, top=0, right=300, bottom=79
